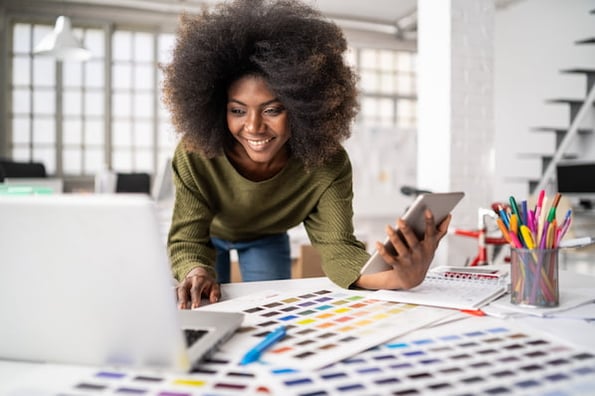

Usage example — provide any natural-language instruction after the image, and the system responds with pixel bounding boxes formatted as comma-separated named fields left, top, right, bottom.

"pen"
left=509, top=196, right=522, bottom=225
left=559, top=236, right=595, bottom=248
left=546, top=193, right=562, bottom=223
left=239, top=325, right=287, bottom=365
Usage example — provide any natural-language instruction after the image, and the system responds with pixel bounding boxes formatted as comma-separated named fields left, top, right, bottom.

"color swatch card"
left=7, top=356, right=267, bottom=396
left=262, top=318, right=595, bottom=395
left=372, top=266, right=509, bottom=310
left=205, top=288, right=455, bottom=369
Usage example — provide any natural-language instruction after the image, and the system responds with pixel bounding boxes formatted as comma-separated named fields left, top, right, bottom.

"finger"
left=423, top=209, right=438, bottom=238
left=386, top=224, right=411, bottom=257
left=396, top=219, right=420, bottom=251
left=437, top=214, right=452, bottom=239
left=190, top=277, right=204, bottom=309
left=210, top=283, right=221, bottom=304
left=177, top=283, right=190, bottom=310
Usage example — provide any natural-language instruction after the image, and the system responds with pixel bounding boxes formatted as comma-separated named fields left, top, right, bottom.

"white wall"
left=494, top=0, right=595, bottom=201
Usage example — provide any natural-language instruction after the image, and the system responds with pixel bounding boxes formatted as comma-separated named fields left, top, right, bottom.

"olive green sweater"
left=167, top=144, right=370, bottom=289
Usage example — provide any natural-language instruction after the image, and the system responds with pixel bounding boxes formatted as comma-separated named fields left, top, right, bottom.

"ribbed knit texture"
left=167, top=143, right=370, bottom=289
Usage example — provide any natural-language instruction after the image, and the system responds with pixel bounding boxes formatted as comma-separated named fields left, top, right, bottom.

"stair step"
left=560, top=68, right=595, bottom=93
left=546, top=98, right=591, bottom=105
left=575, top=37, right=595, bottom=44
left=516, top=153, right=578, bottom=160
left=531, top=127, right=593, bottom=135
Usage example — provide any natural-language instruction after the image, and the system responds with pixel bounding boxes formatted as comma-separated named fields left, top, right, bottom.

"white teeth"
left=247, top=137, right=273, bottom=146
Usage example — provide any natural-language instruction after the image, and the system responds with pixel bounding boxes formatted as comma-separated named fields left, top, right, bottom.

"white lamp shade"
left=33, top=16, right=91, bottom=61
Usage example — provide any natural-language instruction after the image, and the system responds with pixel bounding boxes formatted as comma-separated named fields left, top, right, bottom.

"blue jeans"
left=211, top=233, right=291, bottom=283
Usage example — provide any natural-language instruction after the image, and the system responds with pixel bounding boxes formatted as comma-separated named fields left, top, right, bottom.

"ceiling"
left=16, top=0, right=525, bottom=40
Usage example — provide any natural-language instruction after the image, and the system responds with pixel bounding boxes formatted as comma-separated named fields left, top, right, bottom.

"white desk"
left=1, top=271, right=594, bottom=395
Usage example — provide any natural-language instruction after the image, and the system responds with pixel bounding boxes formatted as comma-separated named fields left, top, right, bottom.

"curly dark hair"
left=162, top=0, right=359, bottom=169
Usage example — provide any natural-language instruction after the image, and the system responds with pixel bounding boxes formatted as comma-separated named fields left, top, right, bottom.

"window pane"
left=85, top=91, right=104, bottom=116
left=63, top=63, right=83, bottom=87
left=12, top=117, right=31, bottom=144
left=63, top=91, right=82, bottom=116
left=113, top=63, right=132, bottom=89
left=134, top=32, right=153, bottom=62
left=112, top=149, right=132, bottom=171
left=32, top=147, right=55, bottom=174
left=113, top=30, right=132, bottom=61
left=13, top=23, right=31, bottom=53
left=85, top=29, right=105, bottom=57
left=85, top=120, right=104, bottom=145
left=63, top=148, right=82, bottom=174
left=134, top=92, right=153, bottom=118
left=360, top=70, right=377, bottom=92
left=12, top=89, right=31, bottom=113
left=136, top=149, right=153, bottom=171
left=378, top=50, right=395, bottom=71
left=113, top=93, right=131, bottom=117
left=85, top=148, right=105, bottom=174
left=135, top=121, right=153, bottom=147
left=158, top=34, right=175, bottom=63
left=33, top=90, right=55, bottom=114
left=12, top=146, right=31, bottom=161
left=63, top=119, right=83, bottom=144
left=33, top=24, right=53, bottom=50
left=379, top=72, right=395, bottom=95
left=33, top=118, right=55, bottom=144
left=113, top=121, right=132, bottom=146
left=32, top=57, right=55, bottom=87
left=134, top=64, right=153, bottom=90
left=360, top=49, right=377, bottom=69
left=12, top=57, right=31, bottom=85
left=84, top=61, right=104, bottom=88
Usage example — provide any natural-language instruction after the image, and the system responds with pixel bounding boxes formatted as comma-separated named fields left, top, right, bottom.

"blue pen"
left=239, top=325, right=287, bottom=365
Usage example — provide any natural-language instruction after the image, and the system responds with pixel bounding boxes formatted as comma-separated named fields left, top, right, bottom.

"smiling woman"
left=161, top=0, right=451, bottom=309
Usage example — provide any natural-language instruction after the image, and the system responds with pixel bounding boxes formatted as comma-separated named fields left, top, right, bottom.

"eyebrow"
left=227, top=98, right=282, bottom=107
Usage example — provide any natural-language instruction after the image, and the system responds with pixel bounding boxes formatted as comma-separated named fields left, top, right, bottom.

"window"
left=8, top=19, right=178, bottom=184
left=347, top=48, right=417, bottom=128
left=8, top=19, right=414, bottom=186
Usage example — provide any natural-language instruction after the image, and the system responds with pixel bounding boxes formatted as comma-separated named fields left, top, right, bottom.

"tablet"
left=359, top=192, right=465, bottom=275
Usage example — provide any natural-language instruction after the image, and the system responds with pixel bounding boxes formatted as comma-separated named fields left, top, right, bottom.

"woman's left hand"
left=355, top=209, right=451, bottom=290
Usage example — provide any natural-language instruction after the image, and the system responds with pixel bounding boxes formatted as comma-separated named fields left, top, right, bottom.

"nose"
left=244, top=111, right=263, bottom=134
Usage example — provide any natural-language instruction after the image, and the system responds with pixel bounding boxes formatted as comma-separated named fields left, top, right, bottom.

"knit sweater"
left=167, top=143, right=370, bottom=289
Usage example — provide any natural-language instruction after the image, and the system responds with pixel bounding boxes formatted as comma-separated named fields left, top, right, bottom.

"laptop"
left=0, top=193, right=243, bottom=372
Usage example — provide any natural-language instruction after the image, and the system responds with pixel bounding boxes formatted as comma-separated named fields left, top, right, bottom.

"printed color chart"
left=212, top=288, right=454, bottom=369
left=265, top=319, right=595, bottom=395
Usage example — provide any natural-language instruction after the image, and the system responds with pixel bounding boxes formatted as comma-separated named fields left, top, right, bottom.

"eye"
left=228, top=107, right=245, bottom=116
left=264, top=106, right=285, bottom=116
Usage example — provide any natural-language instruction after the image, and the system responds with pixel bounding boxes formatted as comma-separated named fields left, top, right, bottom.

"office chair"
left=115, top=172, right=151, bottom=194
left=0, top=159, right=47, bottom=181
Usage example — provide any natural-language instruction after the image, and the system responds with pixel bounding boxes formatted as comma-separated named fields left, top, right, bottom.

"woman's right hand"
left=176, top=267, right=221, bottom=309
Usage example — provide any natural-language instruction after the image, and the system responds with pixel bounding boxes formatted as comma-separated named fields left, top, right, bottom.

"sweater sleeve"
left=167, top=146, right=217, bottom=282
left=303, top=153, right=370, bottom=289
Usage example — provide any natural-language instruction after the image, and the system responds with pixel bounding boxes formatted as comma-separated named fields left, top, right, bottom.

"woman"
left=162, top=0, right=451, bottom=309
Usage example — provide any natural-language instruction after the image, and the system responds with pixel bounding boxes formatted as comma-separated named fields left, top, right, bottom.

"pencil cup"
left=510, top=248, right=559, bottom=308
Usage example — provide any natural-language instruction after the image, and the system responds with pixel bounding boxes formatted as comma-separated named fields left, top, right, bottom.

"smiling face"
left=226, top=74, right=291, bottom=170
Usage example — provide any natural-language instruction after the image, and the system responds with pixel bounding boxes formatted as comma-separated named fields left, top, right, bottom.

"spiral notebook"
left=371, top=266, right=509, bottom=310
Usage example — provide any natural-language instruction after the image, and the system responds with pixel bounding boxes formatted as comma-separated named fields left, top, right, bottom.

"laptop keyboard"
left=183, top=329, right=208, bottom=348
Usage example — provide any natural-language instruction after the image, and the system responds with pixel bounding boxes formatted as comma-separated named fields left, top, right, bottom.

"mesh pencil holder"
left=510, top=248, right=559, bottom=308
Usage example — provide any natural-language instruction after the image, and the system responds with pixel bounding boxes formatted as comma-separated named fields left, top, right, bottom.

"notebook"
left=371, top=266, right=509, bottom=310
left=0, top=194, right=243, bottom=372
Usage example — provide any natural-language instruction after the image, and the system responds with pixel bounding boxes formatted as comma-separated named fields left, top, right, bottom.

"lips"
left=246, top=136, right=275, bottom=149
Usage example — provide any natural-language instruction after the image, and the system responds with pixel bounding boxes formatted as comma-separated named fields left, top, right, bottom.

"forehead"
left=227, top=74, right=276, bottom=99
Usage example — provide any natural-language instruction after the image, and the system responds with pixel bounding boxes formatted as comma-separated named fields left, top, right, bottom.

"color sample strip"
left=223, top=288, right=454, bottom=369
left=265, top=321, right=595, bottom=395
left=63, top=356, right=264, bottom=395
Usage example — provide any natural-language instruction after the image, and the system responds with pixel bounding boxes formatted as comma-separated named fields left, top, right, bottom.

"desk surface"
left=1, top=270, right=594, bottom=395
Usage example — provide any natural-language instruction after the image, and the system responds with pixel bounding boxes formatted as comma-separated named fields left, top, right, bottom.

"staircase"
left=529, top=9, right=595, bottom=195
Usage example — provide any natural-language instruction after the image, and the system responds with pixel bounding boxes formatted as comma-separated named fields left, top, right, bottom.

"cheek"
left=226, top=117, right=240, bottom=133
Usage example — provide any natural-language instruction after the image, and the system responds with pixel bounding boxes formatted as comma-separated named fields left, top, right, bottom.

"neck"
left=225, top=144, right=289, bottom=182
